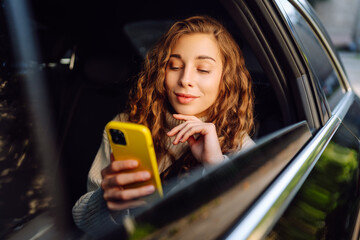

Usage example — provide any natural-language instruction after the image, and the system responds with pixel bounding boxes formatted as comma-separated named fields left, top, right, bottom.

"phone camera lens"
left=110, top=129, right=127, bottom=145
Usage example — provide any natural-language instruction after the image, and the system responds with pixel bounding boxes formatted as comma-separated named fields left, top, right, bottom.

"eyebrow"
left=169, top=54, right=216, bottom=62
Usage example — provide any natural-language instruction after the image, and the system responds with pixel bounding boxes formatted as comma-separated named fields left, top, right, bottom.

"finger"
left=173, top=122, right=205, bottom=144
left=104, top=185, right=155, bottom=202
left=102, top=171, right=151, bottom=189
left=167, top=122, right=187, bottom=137
left=170, top=122, right=192, bottom=144
left=179, top=123, right=216, bottom=143
left=167, top=119, right=201, bottom=137
left=167, top=114, right=203, bottom=137
left=101, top=160, right=139, bottom=178
left=107, top=199, right=146, bottom=211
left=175, top=124, right=200, bottom=143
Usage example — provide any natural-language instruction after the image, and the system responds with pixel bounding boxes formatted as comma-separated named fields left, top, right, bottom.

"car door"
left=254, top=0, right=360, bottom=239
left=2, top=0, right=359, bottom=239
left=117, top=1, right=360, bottom=239
left=101, top=0, right=359, bottom=239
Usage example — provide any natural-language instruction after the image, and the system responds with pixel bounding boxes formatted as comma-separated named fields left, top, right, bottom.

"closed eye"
left=198, top=69, right=210, bottom=73
left=170, top=66, right=182, bottom=70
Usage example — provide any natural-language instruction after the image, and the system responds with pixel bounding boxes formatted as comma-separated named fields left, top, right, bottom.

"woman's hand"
left=167, top=114, right=224, bottom=165
left=101, top=157, right=155, bottom=211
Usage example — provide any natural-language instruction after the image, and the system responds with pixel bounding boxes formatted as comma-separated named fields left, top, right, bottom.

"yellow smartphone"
left=105, top=121, right=163, bottom=200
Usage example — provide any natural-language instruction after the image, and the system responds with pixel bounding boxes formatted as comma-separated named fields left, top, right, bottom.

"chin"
left=174, top=109, right=197, bottom=116
left=171, top=103, right=208, bottom=116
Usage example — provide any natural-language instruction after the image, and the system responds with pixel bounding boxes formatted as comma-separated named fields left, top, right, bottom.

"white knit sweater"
left=72, top=112, right=255, bottom=236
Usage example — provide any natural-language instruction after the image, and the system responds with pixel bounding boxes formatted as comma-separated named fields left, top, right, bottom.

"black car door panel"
left=105, top=121, right=312, bottom=239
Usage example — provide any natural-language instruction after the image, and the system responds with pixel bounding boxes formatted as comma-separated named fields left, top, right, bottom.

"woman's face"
left=165, top=33, right=223, bottom=117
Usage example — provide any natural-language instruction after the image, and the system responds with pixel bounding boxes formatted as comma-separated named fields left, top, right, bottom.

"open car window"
left=1, top=0, right=321, bottom=239
left=0, top=0, right=70, bottom=238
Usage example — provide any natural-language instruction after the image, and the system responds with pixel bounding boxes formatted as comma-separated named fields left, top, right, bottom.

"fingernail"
left=146, top=185, right=155, bottom=192
left=130, top=161, right=138, bottom=167
left=142, top=172, right=151, bottom=179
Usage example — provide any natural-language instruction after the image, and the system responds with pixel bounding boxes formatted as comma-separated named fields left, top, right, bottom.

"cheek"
left=164, top=72, right=171, bottom=90
left=165, top=71, right=179, bottom=89
left=214, top=72, right=222, bottom=93
left=164, top=76, right=173, bottom=97
left=203, top=74, right=222, bottom=97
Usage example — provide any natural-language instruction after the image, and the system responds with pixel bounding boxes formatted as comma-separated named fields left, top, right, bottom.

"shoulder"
left=113, top=113, right=130, bottom=122
left=225, top=132, right=255, bottom=156
left=241, top=133, right=255, bottom=151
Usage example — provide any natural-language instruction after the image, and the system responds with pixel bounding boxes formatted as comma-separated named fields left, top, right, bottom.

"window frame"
left=2, top=0, right=70, bottom=238
left=4, top=0, right=355, bottom=239
left=224, top=0, right=356, bottom=239
left=107, top=0, right=344, bottom=238
left=231, top=0, right=332, bottom=132
left=276, top=0, right=351, bottom=116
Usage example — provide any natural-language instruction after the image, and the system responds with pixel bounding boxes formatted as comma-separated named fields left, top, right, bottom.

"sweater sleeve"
left=72, top=114, right=131, bottom=235
left=203, top=133, right=255, bottom=172
left=221, top=133, right=255, bottom=163
left=72, top=129, right=121, bottom=236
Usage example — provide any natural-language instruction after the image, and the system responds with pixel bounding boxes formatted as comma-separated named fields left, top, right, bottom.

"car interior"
left=34, top=0, right=287, bottom=227
left=1, top=0, right=290, bottom=235
left=4, top=0, right=360, bottom=239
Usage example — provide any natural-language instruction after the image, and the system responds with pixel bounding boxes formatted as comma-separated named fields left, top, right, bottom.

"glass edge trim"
left=226, top=115, right=341, bottom=240
left=288, top=0, right=351, bottom=92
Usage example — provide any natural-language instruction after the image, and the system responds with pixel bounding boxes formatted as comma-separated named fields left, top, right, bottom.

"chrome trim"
left=332, top=91, right=354, bottom=121
left=351, top=205, right=360, bottom=240
left=226, top=115, right=341, bottom=240
left=289, top=0, right=351, bottom=92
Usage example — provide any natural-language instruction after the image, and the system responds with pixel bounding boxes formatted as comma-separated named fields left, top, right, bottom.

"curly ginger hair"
left=127, top=16, right=254, bottom=167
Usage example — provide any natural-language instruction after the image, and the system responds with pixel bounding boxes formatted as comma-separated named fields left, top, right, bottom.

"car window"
left=0, top=2, right=73, bottom=238
left=2, top=0, right=315, bottom=238
left=0, top=24, right=51, bottom=240
left=123, top=19, right=284, bottom=139
left=94, top=2, right=310, bottom=239
left=277, top=0, right=345, bottom=111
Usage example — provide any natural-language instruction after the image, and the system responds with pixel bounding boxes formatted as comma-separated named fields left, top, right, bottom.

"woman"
left=73, top=15, right=254, bottom=235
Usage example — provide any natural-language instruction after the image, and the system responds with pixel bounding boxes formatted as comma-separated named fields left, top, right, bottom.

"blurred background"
left=311, top=0, right=360, bottom=95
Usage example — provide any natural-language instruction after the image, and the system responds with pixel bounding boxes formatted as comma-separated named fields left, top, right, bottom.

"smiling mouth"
left=175, top=93, right=199, bottom=104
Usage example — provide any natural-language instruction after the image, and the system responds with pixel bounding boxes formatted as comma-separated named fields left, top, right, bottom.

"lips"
left=175, top=93, right=199, bottom=104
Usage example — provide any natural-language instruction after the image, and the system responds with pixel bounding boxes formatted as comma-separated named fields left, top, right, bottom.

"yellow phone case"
left=105, top=121, right=163, bottom=199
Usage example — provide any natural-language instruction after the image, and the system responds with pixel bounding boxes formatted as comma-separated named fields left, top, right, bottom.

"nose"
left=179, top=66, right=194, bottom=87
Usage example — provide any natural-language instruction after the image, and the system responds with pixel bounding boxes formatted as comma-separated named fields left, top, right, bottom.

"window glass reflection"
left=279, top=0, right=344, bottom=110
left=0, top=67, right=51, bottom=238
left=0, top=11, right=51, bottom=238
left=267, top=123, right=359, bottom=239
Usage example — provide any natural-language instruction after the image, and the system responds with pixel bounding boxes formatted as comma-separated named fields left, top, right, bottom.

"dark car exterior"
left=0, top=0, right=359, bottom=239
